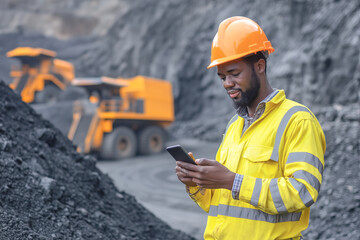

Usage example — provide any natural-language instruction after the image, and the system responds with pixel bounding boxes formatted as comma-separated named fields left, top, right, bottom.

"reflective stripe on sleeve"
left=270, top=106, right=310, bottom=162
left=208, top=204, right=302, bottom=223
left=289, top=178, right=314, bottom=207
left=250, top=178, right=262, bottom=207
left=286, top=152, right=324, bottom=174
left=293, top=170, right=321, bottom=192
left=270, top=178, right=288, bottom=213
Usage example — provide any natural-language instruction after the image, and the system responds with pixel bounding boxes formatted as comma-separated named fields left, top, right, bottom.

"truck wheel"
left=34, top=84, right=61, bottom=103
left=138, top=126, right=165, bottom=155
left=101, top=127, right=137, bottom=160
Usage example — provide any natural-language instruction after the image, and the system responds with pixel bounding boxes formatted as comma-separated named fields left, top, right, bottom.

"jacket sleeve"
left=186, top=186, right=213, bottom=212
left=238, top=116, right=326, bottom=214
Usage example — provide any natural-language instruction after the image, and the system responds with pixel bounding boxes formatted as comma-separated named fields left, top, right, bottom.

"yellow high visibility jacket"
left=188, top=90, right=326, bottom=240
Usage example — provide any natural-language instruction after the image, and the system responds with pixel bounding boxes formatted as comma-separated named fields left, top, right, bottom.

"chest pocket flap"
left=243, top=145, right=274, bottom=162
left=243, top=145, right=279, bottom=178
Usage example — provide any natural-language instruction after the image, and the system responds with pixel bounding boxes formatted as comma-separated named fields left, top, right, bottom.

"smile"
left=228, top=90, right=241, bottom=99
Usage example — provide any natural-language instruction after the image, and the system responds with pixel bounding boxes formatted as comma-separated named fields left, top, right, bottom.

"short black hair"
left=243, top=51, right=267, bottom=73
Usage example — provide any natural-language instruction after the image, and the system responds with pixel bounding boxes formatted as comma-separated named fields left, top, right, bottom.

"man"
left=175, top=16, right=326, bottom=240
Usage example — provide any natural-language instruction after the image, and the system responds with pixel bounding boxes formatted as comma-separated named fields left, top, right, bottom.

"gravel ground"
left=0, top=81, right=194, bottom=240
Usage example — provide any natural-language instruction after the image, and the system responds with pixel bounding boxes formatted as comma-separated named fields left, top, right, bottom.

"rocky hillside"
left=0, top=0, right=358, bottom=140
left=303, top=104, right=359, bottom=239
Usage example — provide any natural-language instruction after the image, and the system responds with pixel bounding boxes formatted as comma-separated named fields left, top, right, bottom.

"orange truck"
left=7, top=47, right=74, bottom=103
left=67, top=76, right=175, bottom=159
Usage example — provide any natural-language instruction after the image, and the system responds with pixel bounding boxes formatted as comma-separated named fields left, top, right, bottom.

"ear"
left=255, top=58, right=266, bottom=74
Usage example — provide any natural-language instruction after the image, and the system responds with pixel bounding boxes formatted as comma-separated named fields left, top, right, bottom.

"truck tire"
left=138, top=126, right=165, bottom=155
left=34, top=84, right=61, bottom=103
left=101, top=126, right=137, bottom=160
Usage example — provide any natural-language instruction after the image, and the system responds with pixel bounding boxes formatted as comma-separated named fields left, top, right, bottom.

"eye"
left=232, top=72, right=240, bottom=77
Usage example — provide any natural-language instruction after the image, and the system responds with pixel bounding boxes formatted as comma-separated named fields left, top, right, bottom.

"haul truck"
left=7, top=47, right=74, bottom=103
left=67, top=76, right=175, bottom=159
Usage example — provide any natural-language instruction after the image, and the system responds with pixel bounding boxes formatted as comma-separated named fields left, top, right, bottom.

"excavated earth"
left=0, top=0, right=359, bottom=239
left=0, top=81, right=194, bottom=240
left=302, top=104, right=360, bottom=239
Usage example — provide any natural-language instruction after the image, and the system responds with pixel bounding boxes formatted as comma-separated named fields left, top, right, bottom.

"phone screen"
left=166, top=145, right=196, bottom=164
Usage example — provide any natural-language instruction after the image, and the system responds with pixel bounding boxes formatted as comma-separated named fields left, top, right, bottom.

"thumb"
left=195, top=158, right=217, bottom=166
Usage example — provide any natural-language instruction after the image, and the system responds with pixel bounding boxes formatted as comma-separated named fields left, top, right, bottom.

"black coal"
left=0, top=81, right=194, bottom=240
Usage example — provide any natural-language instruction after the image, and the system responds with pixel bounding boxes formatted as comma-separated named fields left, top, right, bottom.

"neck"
left=247, top=81, right=273, bottom=117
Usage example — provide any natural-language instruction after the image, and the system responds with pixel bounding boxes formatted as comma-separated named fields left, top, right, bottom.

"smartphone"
left=166, top=145, right=196, bottom=164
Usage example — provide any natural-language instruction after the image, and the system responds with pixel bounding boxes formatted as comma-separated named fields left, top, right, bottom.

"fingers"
left=176, top=164, right=203, bottom=182
left=188, top=152, right=195, bottom=160
left=191, top=178, right=218, bottom=189
left=175, top=166, right=189, bottom=177
left=176, top=160, right=199, bottom=171
left=175, top=166, right=197, bottom=186
left=175, top=164, right=194, bottom=178
left=176, top=161, right=212, bottom=179
left=195, top=158, right=218, bottom=166
left=176, top=165, right=217, bottom=188
left=176, top=164, right=197, bottom=177
left=175, top=158, right=224, bottom=189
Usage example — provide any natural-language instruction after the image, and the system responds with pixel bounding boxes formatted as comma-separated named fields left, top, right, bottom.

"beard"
left=232, top=68, right=260, bottom=114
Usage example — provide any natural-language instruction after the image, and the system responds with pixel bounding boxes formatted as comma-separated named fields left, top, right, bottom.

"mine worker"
left=175, top=16, right=326, bottom=240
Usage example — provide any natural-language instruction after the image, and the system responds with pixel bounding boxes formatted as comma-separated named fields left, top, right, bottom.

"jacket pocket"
left=243, top=145, right=273, bottom=162
left=243, top=145, right=279, bottom=177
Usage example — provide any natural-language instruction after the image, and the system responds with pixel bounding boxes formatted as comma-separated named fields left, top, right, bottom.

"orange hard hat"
left=207, top=16, right=274, bottom=69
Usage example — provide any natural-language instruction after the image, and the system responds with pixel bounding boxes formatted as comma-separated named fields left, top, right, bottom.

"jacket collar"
left=237, top=89, right=284, bottom=119
left=268, top=89, right=286, bottom=105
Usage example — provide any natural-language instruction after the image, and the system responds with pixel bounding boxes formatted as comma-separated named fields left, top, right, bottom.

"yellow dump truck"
left=7, top=47, right=74, bottom=103
left=67, top=76, right=175, bottom=159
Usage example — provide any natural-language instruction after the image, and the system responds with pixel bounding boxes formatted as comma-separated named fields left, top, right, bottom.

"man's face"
left=217, top=59, right=260, bottom=110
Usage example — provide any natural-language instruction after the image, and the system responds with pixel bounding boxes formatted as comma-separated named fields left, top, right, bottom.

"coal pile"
left=0, top=81, right=194, bottom=240
left=302, top=104, right=360, bottom=239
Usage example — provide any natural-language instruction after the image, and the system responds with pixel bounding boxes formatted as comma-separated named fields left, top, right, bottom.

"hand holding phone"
left=166, top=145, right=196, bottom=165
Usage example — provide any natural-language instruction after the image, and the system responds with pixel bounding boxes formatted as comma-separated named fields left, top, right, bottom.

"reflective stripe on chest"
left=223, top=106, right=310, bottom=163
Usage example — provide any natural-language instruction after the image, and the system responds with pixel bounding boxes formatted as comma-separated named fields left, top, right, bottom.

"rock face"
left=0, top=0, right=359, bottom=239
left=63, top=0, right=360, bottom=140
left=0, top=81, right=194, bottom=239
left=0, top=0, right=129, bottom=39
left=304, top=104, right=360, bottom=239
left=1, top=0, right=358, bottom=140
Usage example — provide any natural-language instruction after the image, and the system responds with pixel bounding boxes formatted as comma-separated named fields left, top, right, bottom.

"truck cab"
left=7, top=47, right=74, bottom=103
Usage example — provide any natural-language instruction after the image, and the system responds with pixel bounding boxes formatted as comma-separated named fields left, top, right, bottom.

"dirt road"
left=97, top=139, right=220, bottom=240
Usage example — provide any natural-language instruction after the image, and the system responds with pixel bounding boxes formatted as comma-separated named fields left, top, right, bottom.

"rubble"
left=303, top=104, right=360, bottom=239
left=0, top=81, right=194, bottom=240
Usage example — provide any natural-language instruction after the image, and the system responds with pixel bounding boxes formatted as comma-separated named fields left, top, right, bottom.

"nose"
left=223, top=75, right=234, bottom=89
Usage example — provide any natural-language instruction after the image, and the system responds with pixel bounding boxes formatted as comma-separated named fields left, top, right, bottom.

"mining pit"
left=0, top=0, right=359, bottom=239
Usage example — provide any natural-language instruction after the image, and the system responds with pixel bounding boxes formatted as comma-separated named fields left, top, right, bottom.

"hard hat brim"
left=207, top=47, right=274, bottom=69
